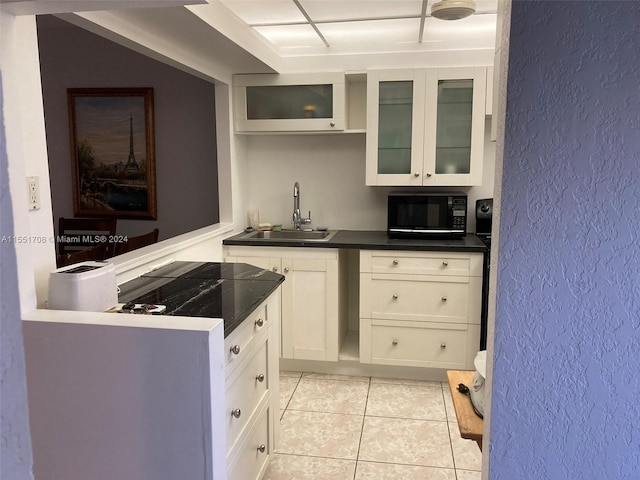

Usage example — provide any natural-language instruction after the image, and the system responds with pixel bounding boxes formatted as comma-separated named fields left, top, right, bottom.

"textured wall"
left=490, top=1, right=640, bottom=478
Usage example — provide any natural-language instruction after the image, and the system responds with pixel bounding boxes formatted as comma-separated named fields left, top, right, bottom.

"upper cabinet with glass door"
left=234, top=73, right=345, bottom=132
left=366, top=67, right=486, bottom=186
left=365, top=70, right=426, bottom=186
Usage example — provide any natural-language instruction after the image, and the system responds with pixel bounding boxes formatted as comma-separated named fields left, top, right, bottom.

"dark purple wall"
left=37, top=15, right=219, bottom=241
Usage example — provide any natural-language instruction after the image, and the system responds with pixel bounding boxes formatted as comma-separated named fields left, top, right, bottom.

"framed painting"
left=67, top=87, right=157, bottom=219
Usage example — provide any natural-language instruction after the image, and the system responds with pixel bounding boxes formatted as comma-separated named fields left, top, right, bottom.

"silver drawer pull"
left=442, top=261, right=448, bottom=267
left=257, top=444, right=266, bottom=453
left=392, top=259, right=399, bottom=265
left=256, top=373, right=265, bottom=383
left=414, top=172, right=420, bottom=177
left=230, top=345, right=241, bottom=355
left=272, top=267, right=278, bottom=272
left=283, top=267, right=289, bottom=273
left=440, top=343, right=446, bottom=349
left=392, top=339, right=398, bottom=346
left=255, top=317, right=265, bottom=327
left=231, top=408, right=241, bottom=418
left=441, top=296, right=447, bottom=302
left=392, top=294, right=398, bottom=300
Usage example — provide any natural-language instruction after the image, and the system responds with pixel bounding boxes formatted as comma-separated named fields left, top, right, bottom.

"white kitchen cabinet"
left=234, top=72, right=345, bottom=133
left=366, top=67, right=486, bottom=186
left=225, top=294, right=280, bottom=480
left=360, top=250, right=482, bottom=370
left=224, top=246, right=342, bottom=362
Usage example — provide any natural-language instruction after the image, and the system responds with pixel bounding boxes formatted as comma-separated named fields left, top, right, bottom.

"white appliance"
left=48, top=261, right=118, bottom=312
left=469, top=350, right=487, bottom=417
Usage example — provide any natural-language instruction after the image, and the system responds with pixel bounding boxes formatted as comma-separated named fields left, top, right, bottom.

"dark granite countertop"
left=223, top=230, right=487, bottom=253
left=118, top=262, right=284, bottom=338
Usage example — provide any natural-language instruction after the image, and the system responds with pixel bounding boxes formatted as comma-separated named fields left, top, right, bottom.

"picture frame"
left=67, top=87, right=157, bottom=219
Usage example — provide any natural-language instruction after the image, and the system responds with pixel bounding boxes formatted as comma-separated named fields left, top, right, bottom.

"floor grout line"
left=351, top=376, right=371, bottom=480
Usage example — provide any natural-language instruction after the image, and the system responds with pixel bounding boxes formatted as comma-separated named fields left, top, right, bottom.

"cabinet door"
left=366, top=69, right=426, bottom=186
left=234, top=73, right=345, bottom=132
left=423, top=67, right=486, bottom=186
left=281, top=257, right=339, bottom=361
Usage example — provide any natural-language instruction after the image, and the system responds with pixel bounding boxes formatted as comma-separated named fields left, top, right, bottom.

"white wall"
left=1, top=11, right=56, bottom=310
left=245, top=119, right=495, bottom=232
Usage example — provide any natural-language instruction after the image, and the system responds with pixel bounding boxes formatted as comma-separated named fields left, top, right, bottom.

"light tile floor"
left=265, top=371, right=482, bottom=480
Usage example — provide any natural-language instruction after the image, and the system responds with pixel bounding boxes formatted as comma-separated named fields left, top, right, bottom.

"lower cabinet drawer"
left=226, top=340, right=269, bottom=454
left=227, top=402, right=271, bottom=480
left=367, top=277, right=470, bottom=323
left=370, top=321, right=468, bottom=369
left=225, top=304, right=268, bottom=376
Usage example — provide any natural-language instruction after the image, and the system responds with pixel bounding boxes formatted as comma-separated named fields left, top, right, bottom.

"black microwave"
left=387, top=192, right=468, bottom=239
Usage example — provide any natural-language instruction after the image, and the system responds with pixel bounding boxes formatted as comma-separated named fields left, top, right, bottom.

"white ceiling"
left=217, top=0, right=497, bottom=56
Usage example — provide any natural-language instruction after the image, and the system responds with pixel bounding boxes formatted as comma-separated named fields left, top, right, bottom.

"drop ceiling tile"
left=472, top=0, right=499, bottom=14
left=422, top=15, right=496, bottom=49
left=254, top=23, right=327, bottom=49
left=219, top=0, right=305, bottom=25
left=319, top=18, right=422, bottom=47
left=299, top=0, right=424, bottom=22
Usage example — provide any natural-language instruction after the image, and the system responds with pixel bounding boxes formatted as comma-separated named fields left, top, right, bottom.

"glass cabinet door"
left=234, top=72, right=345, bottom=132
left=435, top=79, right=473, bottom=175
left=377, top=81, right=413, bottom=174
left=423, top=67, right=486, bottom=186
left=246, top=84, right=333, bottom=120
left=366, top=70, right=425, bottom=186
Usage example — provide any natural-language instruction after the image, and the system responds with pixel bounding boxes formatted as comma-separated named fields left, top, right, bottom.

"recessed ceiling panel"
left=300, top=0, right=424, bottom=22
left=219, top=0, right=305, bottom=25
left=254, top=24, right=327, bottom=48
left=422, top=15, right=496, bottom=49
left=319, top=18, right=422, bottom=47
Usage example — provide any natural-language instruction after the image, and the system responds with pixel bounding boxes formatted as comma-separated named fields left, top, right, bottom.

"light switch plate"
left=27, top=176, right=40, bottom=210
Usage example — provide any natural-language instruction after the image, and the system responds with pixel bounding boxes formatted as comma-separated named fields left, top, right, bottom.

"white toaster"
left=48, top=261, right=118, bottom=312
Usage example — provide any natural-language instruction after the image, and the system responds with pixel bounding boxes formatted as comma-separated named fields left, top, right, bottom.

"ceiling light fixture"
left=431, top=0, right=476, bottom=20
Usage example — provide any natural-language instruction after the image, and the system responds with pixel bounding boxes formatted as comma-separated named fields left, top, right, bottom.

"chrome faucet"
left=292, top=181, right=311, bottom=230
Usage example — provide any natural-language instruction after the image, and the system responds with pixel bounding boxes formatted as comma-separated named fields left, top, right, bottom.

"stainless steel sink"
left=243, top=230, right=337, bottom=242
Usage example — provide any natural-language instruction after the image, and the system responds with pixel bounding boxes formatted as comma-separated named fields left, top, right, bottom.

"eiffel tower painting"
left=68, top=87, right=157, bottom=219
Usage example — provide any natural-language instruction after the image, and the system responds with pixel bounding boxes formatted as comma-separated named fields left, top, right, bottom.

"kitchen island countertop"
left=223, top=229, right=488, bottom=252
left=118, top=261, right=284, bottom=337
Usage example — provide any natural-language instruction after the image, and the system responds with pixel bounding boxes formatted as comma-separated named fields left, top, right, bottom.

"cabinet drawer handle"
left=256, top=373, right=265, bottom=383
left=426, top=172, right=433, bottom=177
left=330, top=121, right=335, bottom=127
left=392, top=339, right=398, bottom=346
left=272, top=267, right=278, bottom=272
left=414, top=172, right=420, bottom=177
left=257, top=444, right=266, bottom=453
left=392, top=294, right=398, bottom=300
left=441, top=296, right=447, bottom=302
left=283, top=267, right=289, bottom=273
left=231, top=408, right=241, bottom=418
left=255, top=317, right=265, bottom=327
left=230, top=345, right=241, bottom=355
left=440, top=343, right=446, bottom=349
left=392, top=259, right=399, bottom=265
left=442, top=261, right=448, bottom=267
